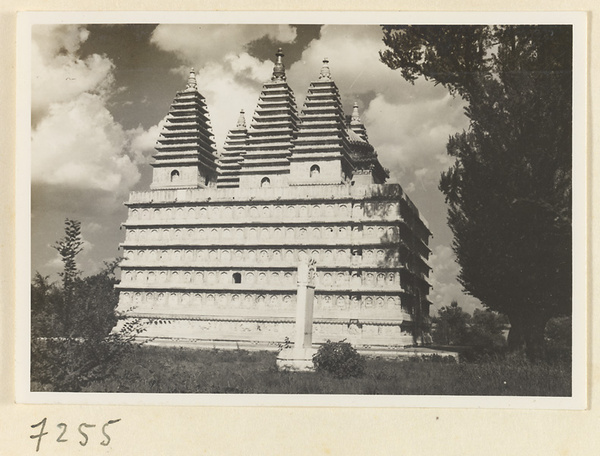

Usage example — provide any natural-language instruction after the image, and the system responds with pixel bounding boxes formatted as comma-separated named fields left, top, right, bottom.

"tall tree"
left=380, top=25, right=572, bottom=358
left=53, top=218, right=83, bottom=335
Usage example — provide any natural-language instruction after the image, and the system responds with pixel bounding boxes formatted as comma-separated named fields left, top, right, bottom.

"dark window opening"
left=310, top=164, right=320, bottom=177
left=232, top=272, right=242, bottom=284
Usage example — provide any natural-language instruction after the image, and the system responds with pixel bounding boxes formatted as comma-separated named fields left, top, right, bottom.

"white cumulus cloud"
left=126, top=117, right=166, bottom=165
left=32, top=93, right=140, bottom=193
left=288, top=25, right=389, bottom=100
left=225, top=52, right=273, bottom=83
left=32, top=25, right=115, bottom=125
left=363, top=91, right=467, bottom=185
left=31, top=24, right=160, bottom=198
left=150, top=24, right=297, bottom=65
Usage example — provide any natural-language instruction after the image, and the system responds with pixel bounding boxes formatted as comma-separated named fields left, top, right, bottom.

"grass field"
left=81, top=345, right=572, bottom=396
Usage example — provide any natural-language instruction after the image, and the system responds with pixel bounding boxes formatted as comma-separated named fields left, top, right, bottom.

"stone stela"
left=277, top=259, right=319, bottom=372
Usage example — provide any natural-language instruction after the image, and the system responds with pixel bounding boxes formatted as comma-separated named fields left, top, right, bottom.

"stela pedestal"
left=276, top=259, right=318, bottom=372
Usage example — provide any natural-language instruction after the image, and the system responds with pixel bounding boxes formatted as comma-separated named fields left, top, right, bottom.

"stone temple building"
left=116, top=49, right=432, bottom=350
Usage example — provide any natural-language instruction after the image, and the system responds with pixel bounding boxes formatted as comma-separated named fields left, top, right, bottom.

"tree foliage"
left=431, top=300, right=471, bottom=346
left=432, top=302, right=508, bottom=361
left=381, top=25, right=572, bottom=359
left=72, top=258, right=121, bottom=340
left=468, top=308, right=509, bottom=352
left=53, top=218, right=83, bottom=334
left=31, top=272, right=64, bottom=337
left=31, top=221, right=143, bottom=391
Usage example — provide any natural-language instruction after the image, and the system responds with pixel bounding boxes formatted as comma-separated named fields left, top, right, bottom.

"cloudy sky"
left=30, top=23, right=482, bottom=314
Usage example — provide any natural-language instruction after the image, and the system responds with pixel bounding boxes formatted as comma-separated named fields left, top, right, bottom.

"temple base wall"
left=116, top=183, right=430, bottom=351
left=116, top=317, right=415, bottom=349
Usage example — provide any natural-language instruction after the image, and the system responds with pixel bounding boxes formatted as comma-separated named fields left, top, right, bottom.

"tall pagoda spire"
left=217, top=109, right=247, bottom=189
left=349, top=102, right=368, bottom=141
left=351, top=102, right=361, bottom=123
left=319, top=58, right=331, bottom=80
left=236, top=109, right=247, bottom=128
left=238, top=48, right=298, bottom=188
left=185, top=68, right=197, bottom=91
left=271, top=48, right=286, bottom=81
left=150, top=69, right=218, bottom=189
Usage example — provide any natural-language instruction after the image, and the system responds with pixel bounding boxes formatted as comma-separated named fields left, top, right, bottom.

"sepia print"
left=18, top=13, right=586, bottom=408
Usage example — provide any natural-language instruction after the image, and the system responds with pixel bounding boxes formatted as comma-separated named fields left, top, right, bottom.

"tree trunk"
left=507, top=306, right=549, bottom=360
left=523, top=312, right=549, bottom=361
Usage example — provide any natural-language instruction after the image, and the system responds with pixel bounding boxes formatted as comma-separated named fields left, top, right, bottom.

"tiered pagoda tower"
left=288, top=58, right=355, bottom=186
left=349, top=102, right=368, bottom=141
left=237, top=48, right=299, bottom=188
left=116, top=50, right=431, bottom=351
left=151, top=69, right=218, bottom=190
left=216, top=110, right=247, bottom=189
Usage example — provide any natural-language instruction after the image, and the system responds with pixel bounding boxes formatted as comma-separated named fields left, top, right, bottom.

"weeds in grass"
left=408, top=354, right=457, bottom=364
left=83, top=345, right=571, bottom=396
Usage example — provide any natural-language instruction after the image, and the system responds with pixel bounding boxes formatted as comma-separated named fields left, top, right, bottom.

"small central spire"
left=351, top=102, right=361, bottom=124
left=319, top=58, right=331, bottom=80
left=271, top=48, right=286, bottom=81
left=236, top=109, right=246, bottom=128
left=185, top=68, right=197, bottom=91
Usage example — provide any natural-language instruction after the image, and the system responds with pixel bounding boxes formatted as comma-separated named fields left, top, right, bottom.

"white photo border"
left=15, top=10, right=588, bottom=409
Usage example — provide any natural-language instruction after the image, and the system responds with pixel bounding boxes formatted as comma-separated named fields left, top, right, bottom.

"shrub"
left=312, top=340, right=366, bottom=378
left=30, top=328, right=141, bottom=392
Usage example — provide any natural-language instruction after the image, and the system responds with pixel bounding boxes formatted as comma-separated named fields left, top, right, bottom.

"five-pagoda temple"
left=116, top=49, right=432, bottom=350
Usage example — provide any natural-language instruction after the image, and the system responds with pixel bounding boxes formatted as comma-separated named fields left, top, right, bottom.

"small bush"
left=277, top=336, right=292, bottom=351
left=312, top=340, right=366, bottom=378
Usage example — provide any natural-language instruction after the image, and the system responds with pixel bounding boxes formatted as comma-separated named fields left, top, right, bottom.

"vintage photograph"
left=22, top=18, right=583, bottom=403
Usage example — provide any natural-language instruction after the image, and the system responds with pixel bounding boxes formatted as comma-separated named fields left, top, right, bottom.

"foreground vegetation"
left=50, top=345, right=572, bottom=396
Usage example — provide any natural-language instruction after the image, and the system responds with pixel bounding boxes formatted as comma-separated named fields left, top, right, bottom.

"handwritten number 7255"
left=30, top=418, right=121, bottom=451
